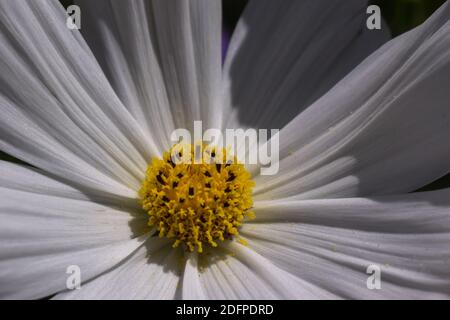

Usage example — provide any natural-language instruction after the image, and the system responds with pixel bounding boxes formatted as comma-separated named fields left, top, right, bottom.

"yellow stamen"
left=139, top=144, right=255, bottom=253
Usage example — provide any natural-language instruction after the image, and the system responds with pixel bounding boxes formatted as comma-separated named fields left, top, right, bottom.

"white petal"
left=253, top=3, right=450, bottom=200
left=222, top=0, right=390, bottom=130
left=182, top=253, right=206, bottom=300
left=0, top=163, right=148, bottom=299
left=151, top=0, right=222, bottom=130
left=0, top=160, right=88, bottom=200
left=54, top=241, right=181, bottom=300
left=197, top=242, right=336, bottom=299
left=0, top=0, right=158, bottom=198
left=246, top=190, right=450, bottom=298
left=75, top=0, right=175, bottom=153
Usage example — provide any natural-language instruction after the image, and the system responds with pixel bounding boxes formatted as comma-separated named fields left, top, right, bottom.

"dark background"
left=224, top=0, right=447, bottom=36
left=1, top=0, right=449, bottom=191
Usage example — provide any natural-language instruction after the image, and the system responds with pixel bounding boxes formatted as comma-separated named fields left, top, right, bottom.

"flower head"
left=0, top=0, right=449, bottom=300
left=140, top=144, right=254, bottom=252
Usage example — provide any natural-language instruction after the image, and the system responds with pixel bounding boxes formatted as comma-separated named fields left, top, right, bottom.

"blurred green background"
left=374, top=0, right=446, bottom=35
left=1, top=0, right=449, bottom=191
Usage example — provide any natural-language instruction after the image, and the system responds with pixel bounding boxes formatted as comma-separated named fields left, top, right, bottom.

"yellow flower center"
left=139, top=144, right=255, bottom=253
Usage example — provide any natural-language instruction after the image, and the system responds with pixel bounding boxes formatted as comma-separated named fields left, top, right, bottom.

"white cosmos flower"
left=0, top=0, right=450, bottom=300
